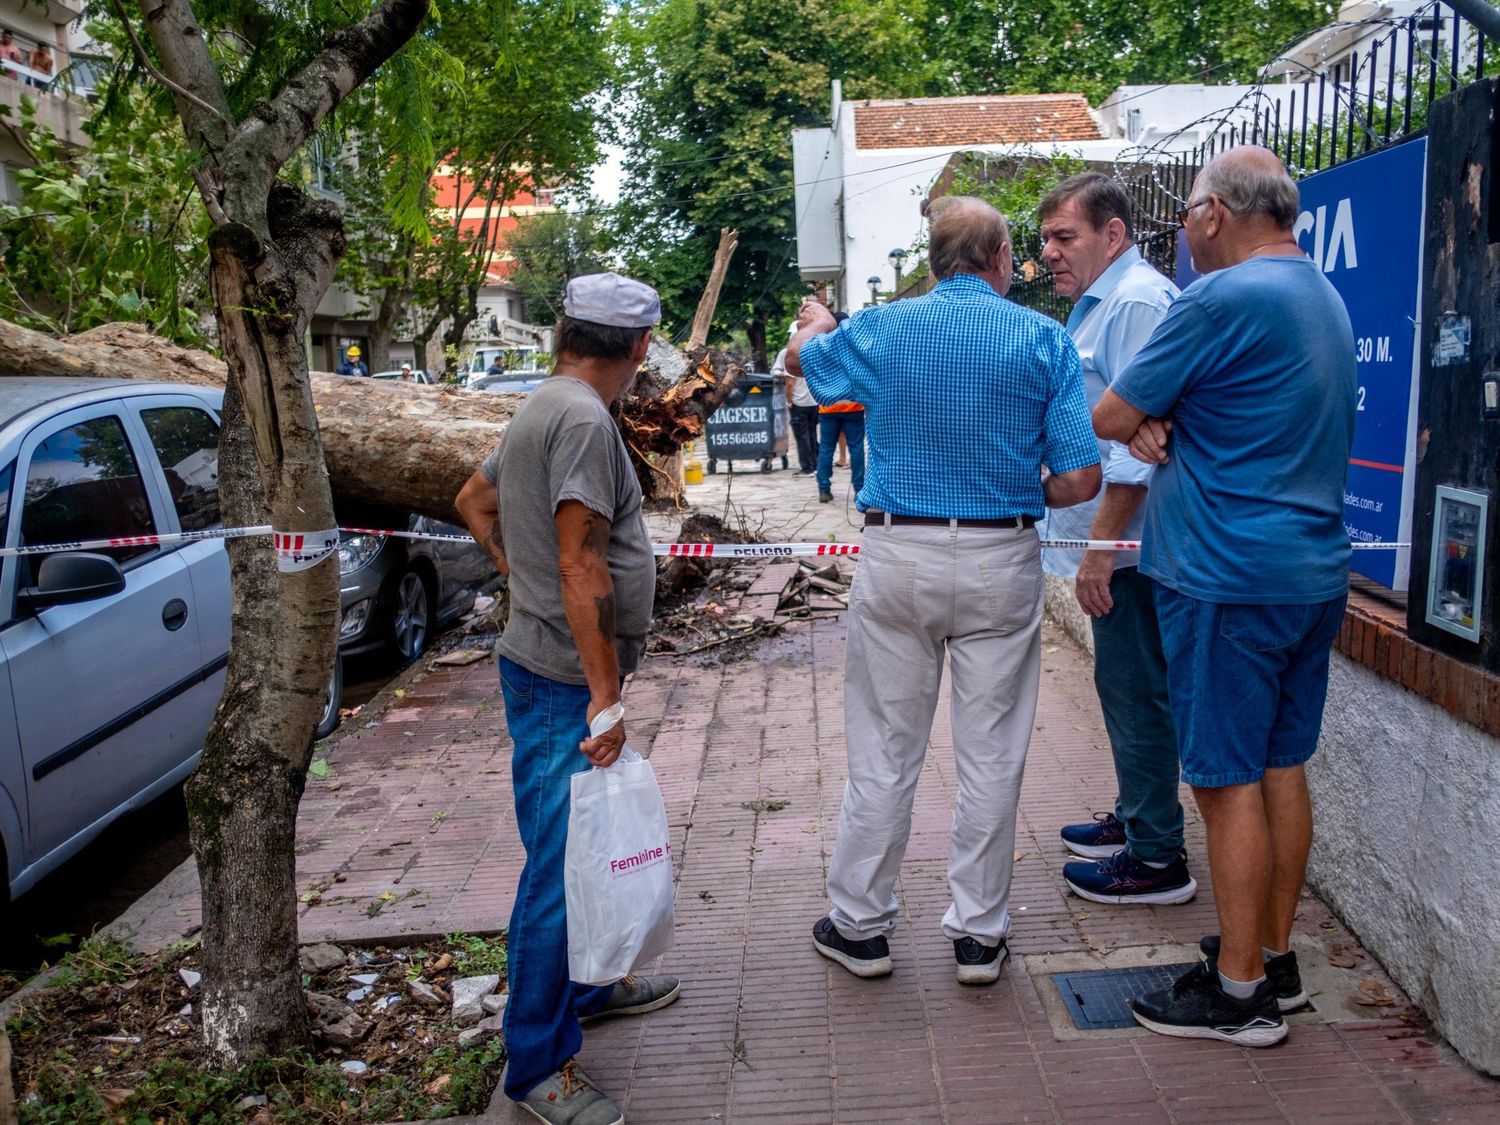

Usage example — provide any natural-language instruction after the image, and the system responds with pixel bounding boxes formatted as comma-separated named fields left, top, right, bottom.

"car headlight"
left=338, top=534, right=385, bottom=575
left=339, top=598, right=372, bottom=638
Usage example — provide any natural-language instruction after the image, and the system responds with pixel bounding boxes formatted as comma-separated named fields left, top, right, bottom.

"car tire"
left=389, top=565, right=434, bottom=663
left=316, top=655, right=343, bottom=740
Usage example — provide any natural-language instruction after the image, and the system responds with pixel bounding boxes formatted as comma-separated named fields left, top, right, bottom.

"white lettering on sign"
left=712, top=406, right=769, bottom=424
left=1294, top=199, right=1358, bottom=273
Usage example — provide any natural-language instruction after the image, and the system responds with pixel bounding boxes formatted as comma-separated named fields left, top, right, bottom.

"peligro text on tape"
left=0, top=527, right=1412, bottom=562
left=651, top=540, right=1412, bottom=557
left=272, top=529, right=340, bottom=573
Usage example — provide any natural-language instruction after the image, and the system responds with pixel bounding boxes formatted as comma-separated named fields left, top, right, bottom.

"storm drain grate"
left=1051, top=963, right=1198, bottom=1030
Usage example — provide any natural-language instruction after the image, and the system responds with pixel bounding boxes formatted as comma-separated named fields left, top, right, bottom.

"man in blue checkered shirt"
left=787, top=196, right=1101, bottom=987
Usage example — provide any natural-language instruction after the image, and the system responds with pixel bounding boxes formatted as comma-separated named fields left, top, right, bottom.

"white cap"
left=564, top=272, right=661, bottom=329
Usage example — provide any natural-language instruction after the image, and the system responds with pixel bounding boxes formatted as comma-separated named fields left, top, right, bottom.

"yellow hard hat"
left=347, top=346, right=361, bottom=358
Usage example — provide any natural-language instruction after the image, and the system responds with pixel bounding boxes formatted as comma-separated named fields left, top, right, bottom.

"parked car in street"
left=0, top=377, right=493, bottom=905
left=318, top=516, right=494, bottom=736
left=468, top=372, right=546, bottom=394
left=371, top=368, right=433, bottom=384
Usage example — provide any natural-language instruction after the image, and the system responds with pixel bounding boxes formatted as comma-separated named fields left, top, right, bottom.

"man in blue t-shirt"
left=1095, top=146, right=1356, bottom=1049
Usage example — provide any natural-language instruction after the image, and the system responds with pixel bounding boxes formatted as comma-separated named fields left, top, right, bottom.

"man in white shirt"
left=1038, top=173, right=1194, bottom=906
left=774, top=326, right=820, bottom=475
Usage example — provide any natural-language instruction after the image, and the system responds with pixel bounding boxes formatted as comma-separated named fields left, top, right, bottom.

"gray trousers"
left=827, top=523, right=1043, bottom=945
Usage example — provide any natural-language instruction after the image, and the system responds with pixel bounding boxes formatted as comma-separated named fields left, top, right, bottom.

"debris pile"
left=776, top=560, right=852, bottom=618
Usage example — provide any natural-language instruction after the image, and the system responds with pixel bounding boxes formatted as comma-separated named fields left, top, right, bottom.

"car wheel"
left=389, top=567, right=434, bottom=662
left=316, top=655, right=343, bottom=740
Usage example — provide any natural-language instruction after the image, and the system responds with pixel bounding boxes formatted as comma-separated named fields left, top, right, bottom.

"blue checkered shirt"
left=799, top=274, right=1100, bottom=518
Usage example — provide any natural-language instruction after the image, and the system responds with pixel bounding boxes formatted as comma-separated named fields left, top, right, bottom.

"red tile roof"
left=853, top=94, right=1101, bottom=149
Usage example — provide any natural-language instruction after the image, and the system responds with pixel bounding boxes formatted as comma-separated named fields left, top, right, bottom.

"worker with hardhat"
left=337, top=345, right=369, bottom=377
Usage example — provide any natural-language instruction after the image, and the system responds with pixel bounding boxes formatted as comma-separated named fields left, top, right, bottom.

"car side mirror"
left=19, top=551, right=126, bottom=611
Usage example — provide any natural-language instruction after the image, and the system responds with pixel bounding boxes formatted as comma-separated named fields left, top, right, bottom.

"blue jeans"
left=1090, top=567, right=1183, bottom=865
left=1153, top=586, right=1347, bottom=788
left=498, top=656, right=614, bottom=1099
left=816, top=411, right=866, bottom=496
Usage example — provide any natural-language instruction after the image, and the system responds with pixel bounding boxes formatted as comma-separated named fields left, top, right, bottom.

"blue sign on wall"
left=1175, top=138, right=1427, bottom=588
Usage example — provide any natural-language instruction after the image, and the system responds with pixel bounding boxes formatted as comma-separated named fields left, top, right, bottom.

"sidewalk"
left=114, top=467, right=1500, bottom=1123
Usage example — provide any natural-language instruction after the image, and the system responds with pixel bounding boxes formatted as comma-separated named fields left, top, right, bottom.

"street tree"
left=394, top=0, right=611, bottom=376
left=114, top=0, right=451, bottom=1064
left=504, top=208, right=614, bottom=325
left=613, top=0, right=919, bottom=367
left=919, top=1, right=1336, bottom=103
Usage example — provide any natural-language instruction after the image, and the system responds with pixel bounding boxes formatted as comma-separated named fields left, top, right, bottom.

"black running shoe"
left=1130, top=961, right=1287, bottom=1047
left=953, top=936, right=1008, bottom=985
left=1200, top=935, right=1310, bottom=1012
left=812, top=916, right=892, bottom=978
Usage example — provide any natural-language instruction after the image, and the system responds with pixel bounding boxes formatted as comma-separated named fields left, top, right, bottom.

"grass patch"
left=446, top=931, right=508, bottom=978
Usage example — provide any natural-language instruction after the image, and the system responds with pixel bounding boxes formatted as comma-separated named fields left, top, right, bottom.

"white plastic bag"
left=564, top=712, right=675, bottom=985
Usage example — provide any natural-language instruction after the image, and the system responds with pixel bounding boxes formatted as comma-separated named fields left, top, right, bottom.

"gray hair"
left=1194, top=153, right=1300, bottom=230
left=927, top=196, right=1011, bottom=280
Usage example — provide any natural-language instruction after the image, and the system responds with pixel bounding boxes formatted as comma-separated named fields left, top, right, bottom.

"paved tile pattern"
left=118, top=463, right=1500, bottom=1122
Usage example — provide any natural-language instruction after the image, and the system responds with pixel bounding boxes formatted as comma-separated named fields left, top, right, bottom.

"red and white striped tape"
left=0, top=526, right=1411, bottom=562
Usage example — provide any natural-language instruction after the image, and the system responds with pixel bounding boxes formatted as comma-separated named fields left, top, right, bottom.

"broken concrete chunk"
left=407, top=979, right=445, bottom=1009
left=349, top=972, right=380, bottom=986
left=457, top=1026, right=486, bottom=1048
left=306, top=992, right=371, bottom=1048
left=299, top=943, right=347, bottom=974
left=178, top=969, right=201, bottom=989
left=481, top=992, right=507, bottom=1016
left=451, top=973, right=501, bottom=1026
left=340, top=1060, right=368, bottom=1076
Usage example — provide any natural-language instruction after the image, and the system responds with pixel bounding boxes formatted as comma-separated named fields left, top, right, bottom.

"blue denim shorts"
left=1153, top=585, right=1347, bottom=789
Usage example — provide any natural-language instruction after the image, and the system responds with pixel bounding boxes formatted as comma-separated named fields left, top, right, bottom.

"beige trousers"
left=826, top=523, right=1042, bottom=945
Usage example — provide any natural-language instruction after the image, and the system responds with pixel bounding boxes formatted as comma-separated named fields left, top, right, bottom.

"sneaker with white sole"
left=953, top=936, right=1008, bottom=985
left=580, top=973, right=681, bottom=1023
left=1199, top=936, right=1309, bottom=1012
left=1063, top=849, right=1197, bottom=905
left=508, top=1060, right=623, bottom=1125
left=812, top=915, right=892, bottom=977
left=1059, top=812, right=1127, bottom=859
left=1130, top=961, right=1287, bottom=1047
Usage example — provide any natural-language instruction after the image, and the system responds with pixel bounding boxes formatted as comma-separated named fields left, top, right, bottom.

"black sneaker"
left=812, top=915, right=892, bottom=978
left=818, top=491, right=833, bottom=503
left=1063, top=849, right=1197, bottom=905
left=1130, top=961, right=1287, bottom=1047
left=953, top=936, right=1008, bottom=985
left=1059, top=812, right=1127, bottom=859
left=1200, top=936, right=1310, bottom=1012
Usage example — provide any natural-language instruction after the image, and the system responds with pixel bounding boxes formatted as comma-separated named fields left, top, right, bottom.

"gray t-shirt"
left=482, top=377, right=655, bottom=684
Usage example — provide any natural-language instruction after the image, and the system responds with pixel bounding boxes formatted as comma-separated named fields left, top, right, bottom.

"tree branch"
left=112, top=0, right=231, bottom=128
left=230, top=0, right=432, bottom=179
left=134, top=0, right=234, bottom=152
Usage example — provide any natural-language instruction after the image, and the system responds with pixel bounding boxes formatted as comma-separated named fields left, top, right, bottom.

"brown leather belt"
left=864, top=511, right=1038, bottom=529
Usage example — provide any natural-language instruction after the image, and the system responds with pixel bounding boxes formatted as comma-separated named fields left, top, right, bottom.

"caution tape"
left=0, top=526, right=1412, bottom=566
left=653, top=538, right=1410, bottom=557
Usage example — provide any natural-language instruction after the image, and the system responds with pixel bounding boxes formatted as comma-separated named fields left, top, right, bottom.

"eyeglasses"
left=1175, top=199, right=1210, bottom=226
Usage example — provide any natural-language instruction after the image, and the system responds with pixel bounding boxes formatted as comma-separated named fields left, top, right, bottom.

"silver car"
left=0, top=378, right=492, bottom=903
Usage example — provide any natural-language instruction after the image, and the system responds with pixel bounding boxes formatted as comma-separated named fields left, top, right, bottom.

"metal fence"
left=1124, top=0, right=1490, bottom=281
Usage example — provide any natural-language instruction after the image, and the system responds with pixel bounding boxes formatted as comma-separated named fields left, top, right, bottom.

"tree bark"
left=0, top=315, right=741, bottom=522
left=132, top=0, right=431, bottom=1066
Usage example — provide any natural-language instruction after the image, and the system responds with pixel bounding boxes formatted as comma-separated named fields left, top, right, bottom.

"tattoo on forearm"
left=594, top=592, right=616, bottom=643
left=580, top=511, right=611, bottom=558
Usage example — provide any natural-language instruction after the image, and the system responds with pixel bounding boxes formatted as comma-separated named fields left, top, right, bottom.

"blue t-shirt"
left=1110, top=256, right=1356, bottom=604
left=798, top=274, right=1099, bottom=518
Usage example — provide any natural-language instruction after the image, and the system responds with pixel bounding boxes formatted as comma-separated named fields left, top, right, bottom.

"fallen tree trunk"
left=0, top=318, right=741, bottom=520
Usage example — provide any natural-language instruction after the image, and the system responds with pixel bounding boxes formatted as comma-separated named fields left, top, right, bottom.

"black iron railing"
left=1123, top=1, right=1488, bottom=281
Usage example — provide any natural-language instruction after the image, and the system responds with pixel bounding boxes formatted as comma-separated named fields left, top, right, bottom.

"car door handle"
left=162, top=598, right=190, bottom=631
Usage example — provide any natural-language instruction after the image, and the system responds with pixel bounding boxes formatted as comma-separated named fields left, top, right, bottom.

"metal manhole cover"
left=1051, top=963, right=1198, bottom=1030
